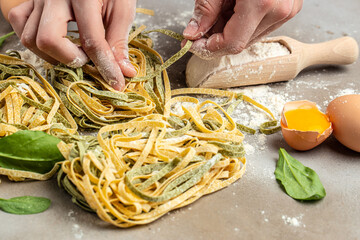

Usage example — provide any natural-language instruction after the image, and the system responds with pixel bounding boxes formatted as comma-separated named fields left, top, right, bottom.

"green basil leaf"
left=274, top=148, right=326, bottom=201
left=0, top=130, right=64, bottom=174
left=0, top=196, right=51, bottom=214
left=0, top=32, right=15, bottom=48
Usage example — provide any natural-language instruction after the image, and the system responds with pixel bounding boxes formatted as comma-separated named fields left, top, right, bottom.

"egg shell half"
left=326, top=94, right=360, bottom=152
left=281, top=100, right=333, bottom=151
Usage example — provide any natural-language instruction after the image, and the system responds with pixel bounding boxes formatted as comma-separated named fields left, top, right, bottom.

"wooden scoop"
left=186, top=36, right=359, bottom=88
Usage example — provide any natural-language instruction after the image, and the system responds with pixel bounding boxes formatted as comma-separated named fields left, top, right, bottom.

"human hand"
left=7, top=0, right=137, bottom=90
left=183, top=0, right=303, bottom=59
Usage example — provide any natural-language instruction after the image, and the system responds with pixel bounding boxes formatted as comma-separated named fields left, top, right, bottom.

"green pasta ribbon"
left=260, top=120, right=281, bottom=135
left=125, top=154, right=222, bottom=202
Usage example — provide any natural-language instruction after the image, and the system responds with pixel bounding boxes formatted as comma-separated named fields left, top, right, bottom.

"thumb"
left=106, top=0, right=137, bottom=78
left=183, top=0, right=223, bottom=40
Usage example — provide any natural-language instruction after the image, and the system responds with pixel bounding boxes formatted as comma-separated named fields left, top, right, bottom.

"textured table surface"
left=0, top=0, right=359, bottom=239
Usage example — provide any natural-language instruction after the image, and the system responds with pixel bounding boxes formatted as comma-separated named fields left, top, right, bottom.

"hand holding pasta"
left=183, top=0, right=303, bottom=59
left=4, top=0, right=137, bottom=91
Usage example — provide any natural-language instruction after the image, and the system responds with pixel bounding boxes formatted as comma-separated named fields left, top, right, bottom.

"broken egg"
left=281, top=100, right=333, bottom=151
left=326, top=94, right=360, bottom=153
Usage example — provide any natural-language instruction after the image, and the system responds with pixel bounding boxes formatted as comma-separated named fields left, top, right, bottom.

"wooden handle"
left=299, top=37, right=359, bottom=69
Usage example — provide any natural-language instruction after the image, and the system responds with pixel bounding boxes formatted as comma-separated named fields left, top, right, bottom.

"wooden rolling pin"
left=186, top=36, right=359, bottom=88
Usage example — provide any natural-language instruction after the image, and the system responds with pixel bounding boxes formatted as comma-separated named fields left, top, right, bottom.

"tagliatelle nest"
left=0, top=55, right=77, bottom=137
left=58, top=108, right=246, bottom=227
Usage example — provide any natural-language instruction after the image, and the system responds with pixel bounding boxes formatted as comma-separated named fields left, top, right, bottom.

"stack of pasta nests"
left=0, top=21, right=276, bottom=227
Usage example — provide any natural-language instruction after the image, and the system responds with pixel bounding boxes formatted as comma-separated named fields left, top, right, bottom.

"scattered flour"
left=256, top=134, right=268, bottom=151
left=16, top=83, right=31, bottom=93
left=68, top=210, right=84, bottom=239
left=19, top=49, right=46, bottom=75
left=72, top=224, right=84, bottom=239
left=231, top=85, right=287, bottom=129
left=324, top=88, right=358, bottom=106
left=261, top=210, right=269, bottom=222
left=244, top=144, right=255, bottom=155
left=170, top=101, right=197, bottom=115
left=282, top=214, right=306, bottom=227
left=338, top=88, right=357, bottom=95
left=68, top=210, right=75, bottom=218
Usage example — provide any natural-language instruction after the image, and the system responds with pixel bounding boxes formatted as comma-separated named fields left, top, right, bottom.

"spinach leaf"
left=0, top=130, right=64, bottom=174
left=0, top=31, right=15, bottom=48
left=274, top=148, right=326, bottom=201
left=0, top=196, right=51, bottom=214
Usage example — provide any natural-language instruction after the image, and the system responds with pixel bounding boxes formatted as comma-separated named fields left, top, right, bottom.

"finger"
left=180, top=9, right=230, bottom=49
left=8, top=0, right=34, bottom=37
left=72, top=0, right=125, bottom=91
left=105, top=0, right=137, bottom=77
left=188, top=37, right=222, bottom=59
left=20, top=0, right=57, bottom=64
left=207, top=1, right=268, bottom=53
left=192, top=3, right=265, bottom=58
left=247, top=0, right=303, bottom=47
left=204, top=11, right=230, bottom=38
left=36, top=0, right=88, bottom=68
left=245, top=21, right=287, bottom=49
left=203, top=2, right=235, bottom=38
left=250, top=0, right=295, bottom=42
left=183, top=0, right=223, bottom=40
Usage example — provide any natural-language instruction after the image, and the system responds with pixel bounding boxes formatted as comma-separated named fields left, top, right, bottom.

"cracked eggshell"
left=326, top=94, right=360, bottom=152
left=281, top=100, right=333, bottom=151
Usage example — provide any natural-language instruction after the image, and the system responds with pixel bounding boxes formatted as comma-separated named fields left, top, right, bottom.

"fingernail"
left=66, top=53, right=89, bottom=68
left=120, top=59, right=137, bottom=77
left=124, top=59, right=136, bottom=72
left=190, top=38, right=215, bottom=60
left=110, top=79, right=125, bottom=91
left=183, top=19, right=199, bottom=38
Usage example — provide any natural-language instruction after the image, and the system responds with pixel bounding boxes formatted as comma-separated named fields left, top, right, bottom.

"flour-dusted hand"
left=183, top=0, right=303, bottom=59
left=6, top=0, right=137, bottom=90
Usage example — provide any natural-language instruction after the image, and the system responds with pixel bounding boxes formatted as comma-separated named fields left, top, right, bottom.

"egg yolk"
left=284, top=108, right=331, bottom=133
